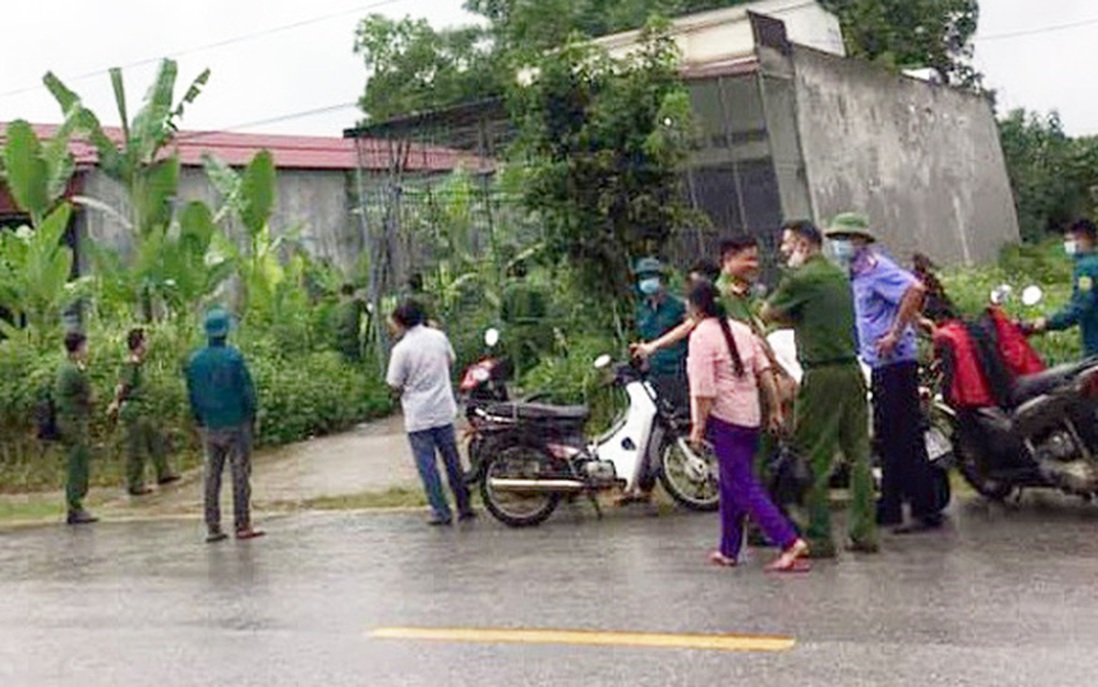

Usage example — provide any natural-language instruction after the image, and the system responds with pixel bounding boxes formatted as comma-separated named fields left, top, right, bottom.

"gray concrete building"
left=0, top=126, right=463, bottom=276
left=594, top=0, right=1019, bottom=266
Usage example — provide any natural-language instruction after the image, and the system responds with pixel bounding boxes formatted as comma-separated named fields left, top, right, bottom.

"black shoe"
left=458, top=510, right=478, bottom=522
left=428, top=517, right=452, bottom=526
left=66, top=510, right=98, bottom=525
left=128, top=486, right=154, bottom=496
left=157, top=474, right=181, bottom=486
left=893, top=515, right=945, bottom=535
left=206, top=530, right=229, bottom=543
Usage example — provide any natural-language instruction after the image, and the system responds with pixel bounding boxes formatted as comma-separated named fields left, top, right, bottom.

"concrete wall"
left=76, top=167, right=363, bottom=275
left=791, top=46, right=1020, bottom=266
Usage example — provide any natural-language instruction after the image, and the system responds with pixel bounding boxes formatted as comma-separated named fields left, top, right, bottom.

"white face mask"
left=1065, top=239, right=1079, bottom=257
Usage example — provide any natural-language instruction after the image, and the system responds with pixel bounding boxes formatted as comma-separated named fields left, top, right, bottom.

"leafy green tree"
left=820, top=0, right=981, bottom=88
left=998, top=109, right=1098, bottom=242
left=354, top=14, right=506, bottom=122
left=514, top=19, right=694, bottom=305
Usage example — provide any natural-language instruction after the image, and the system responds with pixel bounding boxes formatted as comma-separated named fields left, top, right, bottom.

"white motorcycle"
left=474, top=354, right=719, bottom=527
left=765, top=330, right=954, bottom=500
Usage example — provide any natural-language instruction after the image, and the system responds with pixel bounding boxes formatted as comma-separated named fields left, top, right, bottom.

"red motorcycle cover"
left=933, top=306, right=1047, bottom=409
left=934, top=321, right=997, bottom=408
left=986, top=306, right=1045, bottom=377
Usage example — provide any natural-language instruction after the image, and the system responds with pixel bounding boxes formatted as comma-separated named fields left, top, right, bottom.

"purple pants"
left=708, top=416, right=798, bottom=559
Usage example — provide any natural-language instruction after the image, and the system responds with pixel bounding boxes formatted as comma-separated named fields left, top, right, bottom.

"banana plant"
left=45, top=60, right=209, bottom=239
left=0, top=119, right=88, bottom=343
left=43, top=60, right=212, bottom=321
left=203, top=150, right=288, bottom=317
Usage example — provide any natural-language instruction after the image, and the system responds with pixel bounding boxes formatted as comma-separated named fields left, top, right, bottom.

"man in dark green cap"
left=109, top=327, right=180, bottom=496
left=1028, top=219, right=1098, bottom=357
left=633, top=257, right=689, bottom=414
left=185, top=307, right=263, bottom=543
left=761, top=220, right=878, bottom=558
left=56, top=331, right=97, bottom=525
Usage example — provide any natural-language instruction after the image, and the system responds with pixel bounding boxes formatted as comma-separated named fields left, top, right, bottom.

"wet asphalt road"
left=2, top=496, right=1098, bottom=687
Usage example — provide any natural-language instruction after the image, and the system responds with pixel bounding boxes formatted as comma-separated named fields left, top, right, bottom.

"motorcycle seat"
left=483, top=402, right=590, bottom=422
left=1010, top=362, right=1090, bottom=406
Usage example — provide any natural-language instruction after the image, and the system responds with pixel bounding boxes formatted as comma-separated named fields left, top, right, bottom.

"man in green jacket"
left=1029, top=219, right=1098, bottom=357
left=56, top=332, right=97, bottom=525
left=109, top=328, right=179, bottom=496
left=761, top=220, right=878, bottom=559
left=185, top=308, right=263, bottom=543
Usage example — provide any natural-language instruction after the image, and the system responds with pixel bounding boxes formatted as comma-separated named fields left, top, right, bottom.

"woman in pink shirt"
left=686, top=281, right=809, bottom=572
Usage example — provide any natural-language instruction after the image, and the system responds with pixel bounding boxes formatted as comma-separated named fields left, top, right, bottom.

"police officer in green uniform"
left=109, top=328, right=179, bottom=496
left=1029, top=219, right=1098, bottom=357
left=333, top=284, right=367, bottom=363
left=56, top=332, right=97, bottom=525
left=761, top=220, right=878, bottom=558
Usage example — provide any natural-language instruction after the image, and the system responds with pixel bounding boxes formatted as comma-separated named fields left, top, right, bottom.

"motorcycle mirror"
left=989, top=284, right=1012, bottom=305
left=1021, top=285, right=1044, bottom=307
left=484, top=328, right=500, bottom=347
left=593, top=354, right=613, bottom=369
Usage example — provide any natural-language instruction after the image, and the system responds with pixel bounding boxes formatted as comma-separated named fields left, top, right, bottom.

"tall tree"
left=821, top=0, right=980, bottom=88
left=514, top=19, right=695, bottom=302
left=355, top=14, right=505, bottom=122
left=998, top=109, right=1098, bottom=242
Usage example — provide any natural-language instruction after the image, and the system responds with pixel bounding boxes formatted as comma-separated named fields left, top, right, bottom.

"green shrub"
left=0, top=320, right=392, bottom=493
left=520, top=331, right=624, bottom=432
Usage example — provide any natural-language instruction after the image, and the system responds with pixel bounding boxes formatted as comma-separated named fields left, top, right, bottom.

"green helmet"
left=826, top=212, right=878, bottom=243
left=633, top=257, right=665, bottom=277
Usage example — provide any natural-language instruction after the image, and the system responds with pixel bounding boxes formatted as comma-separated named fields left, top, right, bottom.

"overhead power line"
left=174, top=101, right=361, bottom=140
left=976, top=15, right=1098, bottom=42
left=0, top=0, right=404, bottom=100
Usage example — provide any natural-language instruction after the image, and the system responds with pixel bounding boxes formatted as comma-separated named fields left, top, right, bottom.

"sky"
left=0, top=0, right=1095, bottom=138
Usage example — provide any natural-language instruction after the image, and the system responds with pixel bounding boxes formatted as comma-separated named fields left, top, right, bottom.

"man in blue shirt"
left=826, top=213, right=943, bottom=534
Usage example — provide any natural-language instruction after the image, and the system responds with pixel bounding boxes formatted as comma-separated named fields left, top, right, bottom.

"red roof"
left=0, top=123, right=478, bottom=173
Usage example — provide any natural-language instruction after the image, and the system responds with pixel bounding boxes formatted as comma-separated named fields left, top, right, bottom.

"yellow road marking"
left=370, top=627, right=795, bottom=652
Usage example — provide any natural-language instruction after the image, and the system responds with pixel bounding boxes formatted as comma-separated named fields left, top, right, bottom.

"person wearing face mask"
left=632, top=257, right=689, bottom=416
left=1027, top=219, right=1098, bottom=357
left=760, top=220, right=879, bottom=559
left=825, top=212, right=943, bottom=535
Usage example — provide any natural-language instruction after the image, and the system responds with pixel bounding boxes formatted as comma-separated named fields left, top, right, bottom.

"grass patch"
left=303, top=487, right=429, bottom=510
left=0, top=498, right=64, bottom=523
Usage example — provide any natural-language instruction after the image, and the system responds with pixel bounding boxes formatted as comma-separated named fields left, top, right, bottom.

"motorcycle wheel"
left=479, top=443, right=562, bottom=527
left=957, top=442, right=1015, bottom=501
left=658, top=436, right=719, bottom=512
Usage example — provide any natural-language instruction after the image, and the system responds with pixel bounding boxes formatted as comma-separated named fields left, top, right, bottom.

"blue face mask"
left=638, top=277, right=662, bottom=296
left=830, top=239, right=855, bottom=266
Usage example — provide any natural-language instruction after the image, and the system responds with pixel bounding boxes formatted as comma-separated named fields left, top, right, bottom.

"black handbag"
left=766, top=441, right=812, bottom=507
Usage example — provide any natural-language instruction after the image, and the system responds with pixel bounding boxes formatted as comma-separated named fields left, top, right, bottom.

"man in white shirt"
left=386, top=300, right=475, bottom=525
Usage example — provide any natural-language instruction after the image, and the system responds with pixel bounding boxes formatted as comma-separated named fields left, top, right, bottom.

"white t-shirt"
left=386, top=325, right=458, bottom=433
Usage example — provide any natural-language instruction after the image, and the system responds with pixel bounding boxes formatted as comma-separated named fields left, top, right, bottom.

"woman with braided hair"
left=685, top=280, right=809, bottom=572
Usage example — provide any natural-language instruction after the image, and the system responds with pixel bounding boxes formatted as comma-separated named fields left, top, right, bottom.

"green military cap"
left=634, top=257, right=665, bottom=277
left=826, top=212, right=878, bottom=243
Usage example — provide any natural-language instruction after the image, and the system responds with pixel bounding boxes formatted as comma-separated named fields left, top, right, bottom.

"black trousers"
left=873, top=361, right=941, bottom=524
